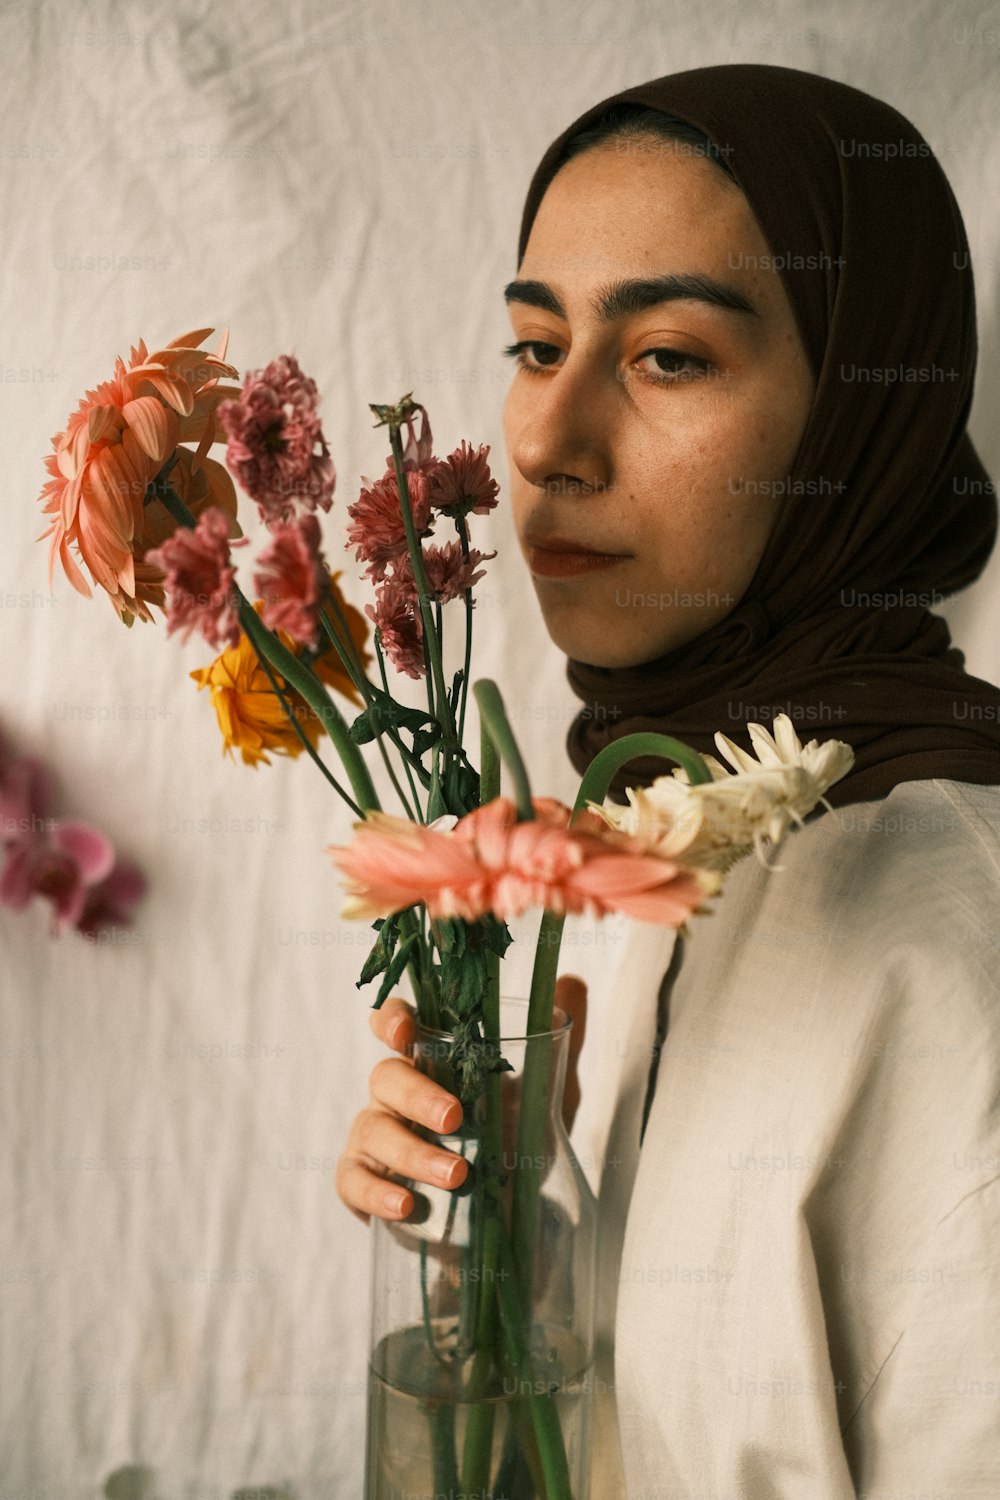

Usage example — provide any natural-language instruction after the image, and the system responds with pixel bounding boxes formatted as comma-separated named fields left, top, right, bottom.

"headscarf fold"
left=516, top=64, right=1000, bottom=806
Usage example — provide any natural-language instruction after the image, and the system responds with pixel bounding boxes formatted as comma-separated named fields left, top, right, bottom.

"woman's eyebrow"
left=503, top=272, right=760, bottom=321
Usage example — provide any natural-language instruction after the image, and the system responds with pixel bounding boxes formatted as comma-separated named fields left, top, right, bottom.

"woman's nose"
left=504, top=356, right=614, bottom=496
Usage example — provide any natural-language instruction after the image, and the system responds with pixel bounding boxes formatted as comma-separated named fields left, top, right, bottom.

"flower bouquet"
left=39, top=328, right=854, bottom=1498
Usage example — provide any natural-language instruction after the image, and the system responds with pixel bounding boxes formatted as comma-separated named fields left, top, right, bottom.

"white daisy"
left=589, top=714, right=855, bottom=873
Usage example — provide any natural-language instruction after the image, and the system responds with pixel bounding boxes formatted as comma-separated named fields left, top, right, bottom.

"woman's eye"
left=635, top=348, right=712, bottom=384
left=501, top=340, right=712, bottom=384
left=501, top=340, right=564, bottom=374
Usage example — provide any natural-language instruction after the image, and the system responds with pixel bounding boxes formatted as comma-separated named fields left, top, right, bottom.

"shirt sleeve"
left=841, top=1174, right=1000, bottom=1498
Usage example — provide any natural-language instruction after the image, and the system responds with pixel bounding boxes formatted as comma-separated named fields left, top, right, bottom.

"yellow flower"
left=191, top=581, right=370, bottom=767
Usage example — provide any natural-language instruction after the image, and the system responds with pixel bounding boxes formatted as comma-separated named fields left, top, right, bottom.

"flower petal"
left=137, top=369, right=195, bottom=418
left=122, top=396, right=179, bottom=463
left=50, top=821, right=116, bottom=884
left=87, top=404, right=122, bottom=444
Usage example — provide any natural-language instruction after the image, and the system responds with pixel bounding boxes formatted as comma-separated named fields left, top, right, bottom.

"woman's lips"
left=524, top=535, right=630, bottom=579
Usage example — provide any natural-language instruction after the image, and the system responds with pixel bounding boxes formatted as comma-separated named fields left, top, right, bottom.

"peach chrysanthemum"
left=38, top=328, right=241, bottom=626
left=329, top=796, right=717, bottom=925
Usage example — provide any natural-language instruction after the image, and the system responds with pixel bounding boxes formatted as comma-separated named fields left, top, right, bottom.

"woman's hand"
left=335, top=975, right=588, bottom=1225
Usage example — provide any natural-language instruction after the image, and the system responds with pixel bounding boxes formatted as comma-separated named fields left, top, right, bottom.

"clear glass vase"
left=364, top=996, right=598, bottom=1500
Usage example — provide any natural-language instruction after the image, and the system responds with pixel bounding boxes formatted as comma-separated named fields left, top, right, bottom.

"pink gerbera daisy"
left=329, top=796, right=717, bottom=925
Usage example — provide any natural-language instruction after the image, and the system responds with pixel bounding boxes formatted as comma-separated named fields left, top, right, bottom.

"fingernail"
left=383, top=1188, right=408, bottom=1215
left=436, top=1101, right=458, bottom=1130
left=431, top=1156, right=457, bottom=1184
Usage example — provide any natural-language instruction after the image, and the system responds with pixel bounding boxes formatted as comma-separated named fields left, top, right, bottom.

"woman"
left=337, top=64, right=1000, bottom=1496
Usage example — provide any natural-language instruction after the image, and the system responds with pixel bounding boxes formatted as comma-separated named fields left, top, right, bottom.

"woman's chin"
left=542, top=608, right=721, bottom=670
left=541, top=614, right=666, bottom=670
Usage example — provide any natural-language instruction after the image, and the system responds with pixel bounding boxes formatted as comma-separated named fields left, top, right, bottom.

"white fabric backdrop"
left=1, top=0, right=997, bottom=1493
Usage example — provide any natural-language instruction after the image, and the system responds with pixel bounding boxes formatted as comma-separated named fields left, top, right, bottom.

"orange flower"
left=190, top=585, right=369, bottom=767
left=38, top=328, right=242, bottom=626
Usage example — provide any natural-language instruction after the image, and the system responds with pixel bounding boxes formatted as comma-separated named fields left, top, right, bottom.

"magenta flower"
left=395, top=540, right=496, bottom=605
left=146, top=506, right=243, bottom=650
left=364, top=581, right=425, bottom=679
left=346, top=467, right=434, bottom=582
left=216, top=354, right=335, bottom=527
left=0, top=820, right=116, bottom=933
left=0, top=742, right=145, bottom=938
left=76, top=860, right=147, bottom=939
left=429, top=441, right=499, bottom=518
left=253, top=513, right=328, bottom=648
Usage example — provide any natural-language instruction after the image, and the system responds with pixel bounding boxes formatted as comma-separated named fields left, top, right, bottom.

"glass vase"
left=364, top=996, right=598, bottom=1500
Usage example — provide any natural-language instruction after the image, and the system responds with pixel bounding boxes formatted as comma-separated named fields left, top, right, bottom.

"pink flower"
left=216, top=354, right=335, bottom=527
left=253, top=513, right=327, bottom=648
left=364, top=582, right=425, bottom=679
left=329, top=796, right=716, bottom=925
left=346, top=467, right=434, bottom=582
left=0, top=737, right=146, bottom=938
left=394, top=540, right=496, bottom=605
left=0, top=756, right=51, bottom=847
left=146, top=506, right=244, bottom=650
left=429, top=441, right=499, bottom=518
left=76, top=860, right=147, bottom=939
left=395, top=405, right=438, bottom=473
left=0, top=820, right=115, bottom=933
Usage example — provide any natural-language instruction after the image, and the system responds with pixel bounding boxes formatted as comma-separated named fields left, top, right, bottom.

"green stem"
left=236, top=595, right=381, bottom=814
left=319, top=604, right=416, bottom=820
left=456, top=517, right=475, bottom=749
left=572, top=730, right=715, bottom=813
left=375, top=639, right=429, bottom=813
left=494, top=1222, right=573, bottom=1499
left=384, top=424, right=457, bottom=751
left=252, top=632, right=364, bottom=817
left=509, top=732, right=715, bottom=1366
left=458, top=716, right=505, bottom=1490
left=473, top=678, right=532, bottom=821
left=423, top=1400, right=461, bottom=1500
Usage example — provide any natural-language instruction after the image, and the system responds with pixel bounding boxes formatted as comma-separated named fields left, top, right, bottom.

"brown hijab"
left=516, top=64, right=1000, bottom=808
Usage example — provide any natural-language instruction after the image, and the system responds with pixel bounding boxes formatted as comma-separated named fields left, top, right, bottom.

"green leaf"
left=443, top=754, right=481, bottom=816
left=411, top=724, right=441, bottom=760
left=433, top=917, right=466, bottom=958
left=357, top=916, right=400, bottom=987
left=481, top=914, right=513, bottom=958
left=375, top=933, right=419, bottom=1007
left=348, top=686, right=442, bottom=750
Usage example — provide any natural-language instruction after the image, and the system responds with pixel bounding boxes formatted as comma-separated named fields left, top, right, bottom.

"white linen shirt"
left=585, top=777, right=1000, bottom=1499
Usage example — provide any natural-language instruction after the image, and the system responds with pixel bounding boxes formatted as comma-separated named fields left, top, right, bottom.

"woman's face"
left=502, top=137, right=817, bottom=668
